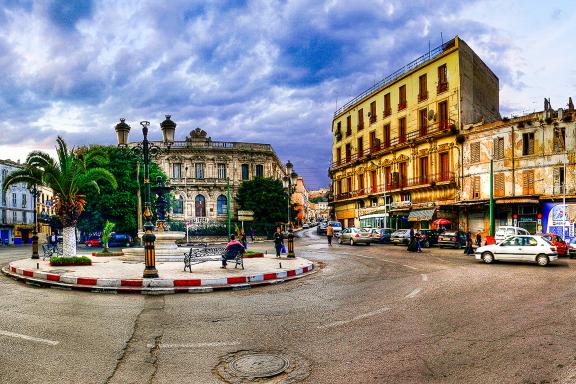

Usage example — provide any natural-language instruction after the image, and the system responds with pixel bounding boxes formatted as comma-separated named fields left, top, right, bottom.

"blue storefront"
left=541, top=202, right=576, bottom=242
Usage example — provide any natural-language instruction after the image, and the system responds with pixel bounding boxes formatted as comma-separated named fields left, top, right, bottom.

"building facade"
left=459, top=103, right=576, bottom=239
left=0, top=160, right=35, bottom=244
left=329, top=36, right=500, bottom=229
left=154, top=125, right=286, bottom=226
left=292, top=176, right=313, bottom=225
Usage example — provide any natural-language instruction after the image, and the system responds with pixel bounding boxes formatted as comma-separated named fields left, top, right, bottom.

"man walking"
left=273, top=227, right=284, bottom=257
left=326, top=223, right=334, bottom=246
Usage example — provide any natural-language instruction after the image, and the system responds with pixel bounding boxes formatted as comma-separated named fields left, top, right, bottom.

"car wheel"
left=536, top=254, right=549, bottom=267
left=481, top=252, right=494, bottom=264
left=350, top=238, right=354, bottom=246
left=423, top=240, right=430, bottom=248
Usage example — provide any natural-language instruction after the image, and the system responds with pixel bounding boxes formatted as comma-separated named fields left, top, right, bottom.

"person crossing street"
left=326, top=223, right=334, bottom=246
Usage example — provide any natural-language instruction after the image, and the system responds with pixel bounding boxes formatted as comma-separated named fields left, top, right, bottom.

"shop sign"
left=390, top=201, right=412, bottom=209
left=410, top=202, right=435, bottom=209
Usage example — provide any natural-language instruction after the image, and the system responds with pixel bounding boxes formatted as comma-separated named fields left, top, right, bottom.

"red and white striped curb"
left=2, top=263, right=315, bottom=294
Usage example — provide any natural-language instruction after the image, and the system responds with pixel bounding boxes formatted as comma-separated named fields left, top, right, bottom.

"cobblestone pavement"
left=2, top=232, right=576, bottom=383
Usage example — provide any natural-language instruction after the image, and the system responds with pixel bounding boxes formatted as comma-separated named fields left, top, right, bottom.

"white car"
left=302, top=223, right=310, bottom=229
left=494, top=226, right=530, bottom=243
left=475, top=235, right=558, bottom=266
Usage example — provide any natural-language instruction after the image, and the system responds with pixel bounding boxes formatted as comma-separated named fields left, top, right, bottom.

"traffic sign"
left=238, top=215, right=254, bottom=221
left=237, top=210, right=254, bottom=216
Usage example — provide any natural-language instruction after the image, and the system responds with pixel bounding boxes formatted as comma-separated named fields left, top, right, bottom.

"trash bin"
left=485, top=236, right=496, bottom=245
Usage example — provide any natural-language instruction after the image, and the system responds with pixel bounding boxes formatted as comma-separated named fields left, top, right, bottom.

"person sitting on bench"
left=221, top=234, right=245, bottom=269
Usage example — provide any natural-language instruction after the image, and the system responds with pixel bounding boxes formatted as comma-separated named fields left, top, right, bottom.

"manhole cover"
left=214, top=350, right=311, bottom=383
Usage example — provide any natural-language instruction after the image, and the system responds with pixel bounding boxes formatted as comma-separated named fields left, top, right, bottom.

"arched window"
left=217, top=195, right=227, bottom=215
left=173, top=195, right=183, bottom=214
left=195, top=195, right=206, bottom=217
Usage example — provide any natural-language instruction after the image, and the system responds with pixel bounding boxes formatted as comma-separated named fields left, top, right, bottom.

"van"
left=495, top=226, right=530, bottom=243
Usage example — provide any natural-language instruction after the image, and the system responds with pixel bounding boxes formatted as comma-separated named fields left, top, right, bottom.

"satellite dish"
left=427, top=110, right=436, bottom=121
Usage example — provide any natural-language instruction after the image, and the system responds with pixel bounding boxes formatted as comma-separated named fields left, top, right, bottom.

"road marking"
left=147, top=341, right=241, bottom=349
left=402, top=264, right=418, bottom=270
left=317, top=307, right=391, bottom=329
left=405, top=288, right=422, bottom=299
left=356, top=255, right=374, bottom=259
left=0, top=330, right=59, bottom=346
left=421, top=274, right=428, bottom=281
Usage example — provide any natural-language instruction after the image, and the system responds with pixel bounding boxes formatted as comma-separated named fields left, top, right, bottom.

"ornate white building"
left=154, top=124, right=286, bottom=226
left=0, top=159, right=35, bottom=244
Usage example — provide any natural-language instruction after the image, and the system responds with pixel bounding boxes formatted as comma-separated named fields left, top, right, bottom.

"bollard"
left=36, top=263, right=39, bottom=269
left=279, top=262, right=282, bottom=268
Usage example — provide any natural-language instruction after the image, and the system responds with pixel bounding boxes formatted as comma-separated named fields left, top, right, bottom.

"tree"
left=2, top=137, right=117, bottom=256
left=310, top=196, right=327, bottom=203
left=76, top=145, right=166, bottom=237
left=235, top=177, right=296, bottom=236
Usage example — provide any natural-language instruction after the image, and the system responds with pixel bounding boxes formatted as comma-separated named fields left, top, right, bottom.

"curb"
left=1, top=262, right=316, bottom=294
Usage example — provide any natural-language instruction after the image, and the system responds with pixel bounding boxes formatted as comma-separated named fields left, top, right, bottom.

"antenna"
left=441, top=32, right=444, bottom=45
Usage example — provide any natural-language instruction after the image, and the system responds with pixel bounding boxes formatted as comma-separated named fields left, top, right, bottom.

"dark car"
left=378, top=228, right=394, bottom=244
left=418, top=229, right=438, bottom=248
left=437, top=231, right=466, bottom=248
left=107, top=233, right=133, bottom=248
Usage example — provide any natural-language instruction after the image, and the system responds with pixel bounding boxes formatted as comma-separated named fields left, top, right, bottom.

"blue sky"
left=0, top=0, right=574, bottom=189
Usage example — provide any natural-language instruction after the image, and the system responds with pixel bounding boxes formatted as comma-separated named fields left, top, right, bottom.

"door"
left=439, top=152, right=450, bottom=181
left=497, top=237, right=523, bottom=261
left=519, top=236, right=539, bottom=261
left=195, top=195, right=206, bottom=217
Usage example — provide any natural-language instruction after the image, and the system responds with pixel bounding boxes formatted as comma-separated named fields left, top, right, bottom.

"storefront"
left=407, top=203, right=437, bottom=229
left=542, top=201, right=576, bottom=241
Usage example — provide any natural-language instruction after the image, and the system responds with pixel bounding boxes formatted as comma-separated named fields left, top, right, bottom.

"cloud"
left=0, top=0, right=573, bottom=189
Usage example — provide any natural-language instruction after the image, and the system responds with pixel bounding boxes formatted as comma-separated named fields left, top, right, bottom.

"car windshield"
left=330, top=222, right=342, bottom=227
left=540, top=237, right=554, bottom=245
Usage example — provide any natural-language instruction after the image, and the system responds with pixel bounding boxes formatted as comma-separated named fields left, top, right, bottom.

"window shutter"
left=470, top=142, right=480, bottom=163
left=528, top=134, right=534, bottom=155
left=528, top=170, right=534, bottom=193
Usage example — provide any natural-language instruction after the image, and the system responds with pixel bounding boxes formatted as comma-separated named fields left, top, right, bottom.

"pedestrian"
left=464, top=229, right=474, bottom=255
left=273, top=227, right=284, bottom=257
left=407, top=227, right=417, bottom=252
left=241, top=229, right=247, bottom=250
left=50, top=232, right=56, bottom=245
left=326, top=222, right=334, bottom=246
left=476, top=230, right=482, bottom=248
left=221, top=234, right=245, bottom=269
left=415, top=229, right=422, bottom=253
left=250, top=227, right=255, bottom=242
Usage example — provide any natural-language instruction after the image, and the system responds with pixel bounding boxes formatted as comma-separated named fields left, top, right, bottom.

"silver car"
left=339, top=228, right=372, bottom=246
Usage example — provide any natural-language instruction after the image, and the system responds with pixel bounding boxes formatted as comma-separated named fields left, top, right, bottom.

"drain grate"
left=214, top=350, right=310, bottom=383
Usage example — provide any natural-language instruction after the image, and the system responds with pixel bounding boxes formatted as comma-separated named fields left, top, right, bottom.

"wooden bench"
left=183, top=246, right=244, bottom=272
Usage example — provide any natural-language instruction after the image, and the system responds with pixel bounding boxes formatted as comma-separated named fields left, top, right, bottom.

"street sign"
left=238, top=215, right=254, bottom=221
left=237, top=210, right=254, bottom=216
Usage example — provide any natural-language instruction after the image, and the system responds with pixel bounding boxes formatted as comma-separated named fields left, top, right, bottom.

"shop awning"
left=408, top=208, right=436, bottom=222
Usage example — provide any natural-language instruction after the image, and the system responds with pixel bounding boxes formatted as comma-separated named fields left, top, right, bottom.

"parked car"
left=437, top=231, right=466, bottom=248
left=540, top=233, right=567, bottom=256
left=568, top=238, right=576, bottom=258
left=302, top=223, right=310, bottom=229
left=317, top=222, right=327, bottom=235
left=378, top=228, right=394, bottom=244
left=418, top=229, right=438, bottom=248
left=107, top=233, right=133, bottom=248
left=366, top=228, right=382, bottom=243
left=494, top=226, right=530, bottom=243
left=338, top=227, right=371, bottom=245
left=84, top=236, right=102, bottom=247
left=390, top=229, right=410, bottom=245
left=328, top=221, right=342, bottom=237
left=475, top=235, right=558, bottom=266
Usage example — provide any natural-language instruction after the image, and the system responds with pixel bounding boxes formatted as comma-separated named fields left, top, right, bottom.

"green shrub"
left=50, top=256, right=92, bottom=266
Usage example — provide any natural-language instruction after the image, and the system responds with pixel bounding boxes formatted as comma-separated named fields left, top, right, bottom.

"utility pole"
left=227, top=177, right=231, bottom=241
left=136, top=161, right=143, bottom=247
left=563, top=153, right=567, bottom=240
left=489, top=158, right=494, bottom=237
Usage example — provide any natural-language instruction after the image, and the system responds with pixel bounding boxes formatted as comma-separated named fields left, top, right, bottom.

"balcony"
left=169, top=177, right=228, bottom=186
left=346, top=128, right=352, bottom=137
left=369, top=115, right=377, bottom=124
left=437, top=82, right=448, bottom=94
left=398, top=101, right=407, bottom=111
left=383, top=108, right=392, bottom=118
left=418, top=91, right=428, bottom=102
left=407, top=172, right=455, bottom=188
left=357, top=123, right=364, bottom=131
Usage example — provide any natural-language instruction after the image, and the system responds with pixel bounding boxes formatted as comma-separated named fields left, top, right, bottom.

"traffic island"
left=2, top=254, right=316, bottom=294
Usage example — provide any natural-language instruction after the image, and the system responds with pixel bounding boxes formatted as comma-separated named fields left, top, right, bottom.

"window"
left=336, top=121, right=342, bottom=141
left=494, top=173, right=505, bottom=197
left=195, top=163, right=205, bottom=179
left=472, top=176, right=481, bottom=199
left=470, top=142, right=480, bottom=163
left=437, top=64, right=448, bottom=93
left=2, top=192, right=6, bottom=206
left=439, top=152, right=450, bottom=181
left=369, top=131, right=377, bottom=150
left=23, top=211, right=27, bottom=223
left=357, top=137, right=364, bottom=158
left=256, top=164, right=264, bottom=177
left=493, top=137, right=504, bottom=160
left=369, top=101, right=377, bottom=124
left=22, top=194, right=27, bottom=208
left=357, top=109, right=364, bottom=130
left=241, top=164, right=249, bottom=180
left=554, top=127, right=566, bottom=153
left=335, top=148, right=341, bottom=163
left=438, top=100, right=448, bottom=129
left=172, top=163, right=182, bottom=179
left=419, top=157, right=429, bottom=184
left=358, top=174, right=365, bottom=192
left=336, top=179, right=342, bottom=195
left=418, top=74, right=428, bottom=101
left=398, top=118, right=406, bottom=144
left=12, top=193, right=16, bottom=207
left=554, top=167, right=565, bottom=194
left=398, top=85, right=407, bottom=111
left=217, top=163, right=227, bottom=179
left=383, top=93, right=391, bottom=117
left=346, top=115, right=352, bottom=136
left=522, top=170, right=535, bottom=195
left=383, top=124, right=391, bottom=148
left=522, top=133, right=535, bottom=155
left=346, top=177, right=352, bottom=193
left=398, top=162, right=407, bottom=187
left=400, top=193, right=411, bottom=202
left=345, top=143, right=351, bottom=162
left=217, top=195, right=228, bottom=215
left=12, top=211, right=16, bottom=223
left=384, top=166, right=392, bottom=190
left=195, top=195, right=206, bottom=217
left=173, top=196, right=184, bottom=214
left=419, top=109, right=428, bottom=136
left=371, top=170, right=378, bottom=192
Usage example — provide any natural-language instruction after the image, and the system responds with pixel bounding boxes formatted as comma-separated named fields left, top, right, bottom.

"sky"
left=0, top=0, right=574, bottom=189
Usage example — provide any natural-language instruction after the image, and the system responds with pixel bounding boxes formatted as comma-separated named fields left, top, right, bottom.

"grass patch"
left=50, top=256, right=92, bottom=266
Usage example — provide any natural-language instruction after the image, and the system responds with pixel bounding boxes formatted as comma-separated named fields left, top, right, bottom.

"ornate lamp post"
left=115, top=116, right=176, bottom=278
left=282, top=161, right=298, bottom=258
left=29, top=185, right=40, bottom=259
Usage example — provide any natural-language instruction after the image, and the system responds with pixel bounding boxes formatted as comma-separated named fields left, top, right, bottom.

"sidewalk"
left=2, top=250, right=315, bottom=294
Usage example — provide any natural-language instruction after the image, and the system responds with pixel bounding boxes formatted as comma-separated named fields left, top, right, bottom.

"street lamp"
left=115, top=115, right=176, bottom=278
left=29, top=185, right=40, bottom=259
left=282, top=160, right=298, bottom=258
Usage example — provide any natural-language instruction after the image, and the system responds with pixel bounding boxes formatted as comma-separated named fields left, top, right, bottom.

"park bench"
left=183, top=245, right=244, bottom=272
left=41, top=243, right=63, bottom=260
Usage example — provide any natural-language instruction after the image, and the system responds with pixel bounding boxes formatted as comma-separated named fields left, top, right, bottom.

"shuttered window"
left=346, top=115, right=352, bottom=136
left=522, top=133, right=534, bottom=155
left=470, top=142, right=480, bottom=163
left=358, top=108, right=364, bottom=130
left=472, top=176, right=481, bottom=199
left=494, top=173, right=505, bottom=197
left=554, top=127, right=565, bottom=153
left=522, top=170, right=535, bottom=195
left=384, top=93, right=391, bottom=117
left=493, top=137, right=504, bottom=160
left=369, top=101, right=377, bottom=123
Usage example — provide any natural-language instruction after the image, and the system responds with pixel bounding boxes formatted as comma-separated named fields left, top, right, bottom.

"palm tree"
left=2, top=137, right=117, bottom=257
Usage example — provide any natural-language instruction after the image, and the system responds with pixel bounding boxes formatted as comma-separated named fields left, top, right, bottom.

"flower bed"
left=50, top=256, right=92, bottom=266
left=244, top=251, right=264, bottom=258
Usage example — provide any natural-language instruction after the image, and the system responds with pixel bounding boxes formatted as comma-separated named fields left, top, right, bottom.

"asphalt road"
left=2, top=231, right=576, bottom=383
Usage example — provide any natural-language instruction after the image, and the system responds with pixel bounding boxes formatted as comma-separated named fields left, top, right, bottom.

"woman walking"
left=273, top=227, right=284, bottom=258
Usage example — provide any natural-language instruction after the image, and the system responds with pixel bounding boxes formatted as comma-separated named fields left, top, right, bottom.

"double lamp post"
left=115, top=116, right=176, bottom=278
left=282, top=160, right=298, bottom=258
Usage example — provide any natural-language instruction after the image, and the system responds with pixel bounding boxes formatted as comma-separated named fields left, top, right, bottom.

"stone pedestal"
left=121, top=231, right=187, bottom=262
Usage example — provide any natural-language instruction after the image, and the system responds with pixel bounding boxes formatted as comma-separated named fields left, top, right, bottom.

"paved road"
left=2, top=231, right=576, bottom=383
